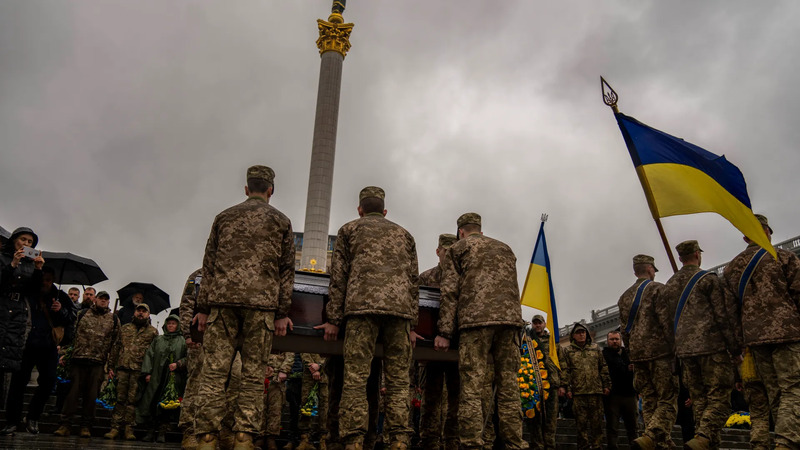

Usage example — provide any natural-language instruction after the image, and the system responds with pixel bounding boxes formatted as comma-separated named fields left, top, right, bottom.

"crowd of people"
left=1, top=164, right=798, bottom=450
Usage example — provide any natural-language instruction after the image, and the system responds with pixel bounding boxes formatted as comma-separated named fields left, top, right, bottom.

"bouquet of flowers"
left=519, top=335, right=547, bottom=419
left=159, top=355, right=181, bottom=410
left=96, top=376, right=117, bottom=410
left=56, top=345, right=74, bottom=384
left=725, top=412, right=751, bottom=429
left=300, top=382, right=319, bottom=417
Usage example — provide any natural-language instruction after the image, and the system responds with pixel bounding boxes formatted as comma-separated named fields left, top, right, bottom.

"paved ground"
left=0, top=434, right=180, bottom=449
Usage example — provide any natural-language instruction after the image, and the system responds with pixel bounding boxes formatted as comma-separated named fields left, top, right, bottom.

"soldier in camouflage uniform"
left=296, top=353, right=329, bottom=449
left=179, top=268, right=203, bottom=449
left=738, top=349, right=771, bottom=450
left=54, top=291, right=120, bottom=438
left=664, top=240, right=740, bottom=450
left=723, top=215, right=800, bottom=449
left=315, top=186, right=419, bottom=450
left=559, top=322, right=610, bottom=450
left=262, top=352, right=293, bottom=450
left=617, top=254, right=677, bottom=450
left=193, top=166, right=295, bottom=450
left=526, top=315, right=561, bottom=450
left=434, top=212, right=528, bottom=450
left=418, top=233, right=459, bottom=450
left=104, top=303, right=158, bottom=441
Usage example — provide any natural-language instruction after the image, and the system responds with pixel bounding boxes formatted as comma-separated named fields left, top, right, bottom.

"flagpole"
left=601, top=77, right=679, bottom=273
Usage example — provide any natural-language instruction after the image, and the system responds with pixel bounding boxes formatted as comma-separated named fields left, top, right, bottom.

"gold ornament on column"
left=316, top=0, right=353, bottom=58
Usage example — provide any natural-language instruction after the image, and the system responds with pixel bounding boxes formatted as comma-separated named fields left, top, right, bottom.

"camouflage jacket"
left=664, top=265, right=741, bottom=358
left=723, top=244, right=800, bottom=346
left=437, top=233, right=524, bottom=338
left=418, top=264, right=442, bottom=288
left=109, top=320, right=158, bottom=371
left=179, top=268, right=202, bottom=341
left=618, top=278, right=672, bottom=362
left=72, top=305, right=120, bottom=365
left=327, top=213, right=419, bottom=327
left=267, top=352, right=294, bottom=382
left=197, top=197, right=295, bottom=317
left=559, top=324, right=610, bottom=395
left=300, top=352, right=328, bottom=382
left=528, top=329, right=561, bottom=389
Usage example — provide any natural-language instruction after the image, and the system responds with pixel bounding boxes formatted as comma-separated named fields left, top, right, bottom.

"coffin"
left=272, top=271, right=457, bottom=361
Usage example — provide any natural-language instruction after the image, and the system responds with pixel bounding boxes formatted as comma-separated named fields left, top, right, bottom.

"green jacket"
left=559, top=323, right=611, bottom=395
left=135, top=315, right=187, bottom=423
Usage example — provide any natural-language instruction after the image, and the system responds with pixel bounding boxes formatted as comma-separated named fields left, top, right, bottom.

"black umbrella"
left=0, top=225, right=10, bottom=247
left=42, top=251, right=108, bottom=286
left=117, top=282, right=171, bottom=315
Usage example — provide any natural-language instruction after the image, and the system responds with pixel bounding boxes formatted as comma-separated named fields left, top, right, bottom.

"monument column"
left=300, top=1, right=353, bottom=272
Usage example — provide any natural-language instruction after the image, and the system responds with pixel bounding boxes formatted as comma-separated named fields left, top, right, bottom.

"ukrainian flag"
left=520, top=220, right=559, bottom=368
left=616, top=113, right=776, bottom=258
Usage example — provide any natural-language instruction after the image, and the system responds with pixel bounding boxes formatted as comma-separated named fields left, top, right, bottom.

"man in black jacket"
left=0, top=266, right=76, bottom=435
left=602, top=331, right=639, bottom=450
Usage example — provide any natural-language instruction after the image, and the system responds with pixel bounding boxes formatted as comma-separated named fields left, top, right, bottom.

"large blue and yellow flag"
left=520, top=220, right=560, bottom=368
left=615, top=113, right=776, bottom=258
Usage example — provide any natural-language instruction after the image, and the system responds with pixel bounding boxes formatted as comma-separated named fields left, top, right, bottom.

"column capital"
left=316, top=18, right=354, bottom=58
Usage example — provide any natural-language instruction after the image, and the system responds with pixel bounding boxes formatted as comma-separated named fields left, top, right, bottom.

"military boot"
left=197, top=433, right=219, bottom=450
left=388, top=442, right=407, bottom=450
left=124, top=425, right=137, bottom=441
left=683, top=435, right=711, bottom=450
left=233, top=432, right=255, bottom=450
left=103, top=428, right=120, bottom=440
left=631, top=435, right=655, bottom=450
left=296, top=434, right=315, bottom=450
left=79, top=427, right=91, bottom=438
left=53, top=425, right=70, bottom=437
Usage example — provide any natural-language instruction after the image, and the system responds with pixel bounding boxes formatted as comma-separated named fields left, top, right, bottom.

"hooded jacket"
left=136, top=315, right=187, bottom=423
left=0, top=247, right=40, bottom=370
left=559, top=323, right=611, bottom=395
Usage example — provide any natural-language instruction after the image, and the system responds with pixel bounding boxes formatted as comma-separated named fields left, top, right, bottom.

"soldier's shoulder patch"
left=183, top=280, right=195, bottom=296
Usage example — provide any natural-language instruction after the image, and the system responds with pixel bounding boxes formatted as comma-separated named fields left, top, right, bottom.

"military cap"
left=755, top=214, right=773, bottom=234
left=96, top=291, right=111, bottom=300
left=632, top=254, right=658, bottom=272
left=135, top=303, right=150, bottom=312
left=675, top=240, right=703, bottom=256
left=532, top=314, right=545, bottom=324
left=457, top=212, right=481, bottom=229
left=438, top=233, right=457, bottom=249
left=246, top=165, right=275, bottom=184
left=359, top=186, right=385, bottom=202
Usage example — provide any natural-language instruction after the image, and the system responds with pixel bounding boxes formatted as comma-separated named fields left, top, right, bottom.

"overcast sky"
left=2, top=1, right=799, bottom=330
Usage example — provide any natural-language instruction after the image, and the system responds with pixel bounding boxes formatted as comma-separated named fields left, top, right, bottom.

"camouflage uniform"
left=480, top=362, right=496, bottom=450
left=723, top=239, right=800, bottom=448
left=418, top=247, right=459, bottom=450
left=194, top=168, right=295, bottom=438
left=298, top=353, right=329, bottom=441
left=618, top=269, right=677, bottom=449
left=264, top=353, right=294, bottom=439
left=325, top=355, right=383, bottom=449
left=438, top=213, right=527, bottom=450
left=664, top=249, right=739, bottom=448
left=178, top=269, right=202, bottom=433
left=525, top=327, right=560, bottom=450
left=738, top=349, right=771, bottom=450
left=559, top=323, right=611, bottom=450
left=61, top=304, right=121, bottom=428
left=327, top=189, right=419, bottom=446
left=108, top=317, right=158, bottom=431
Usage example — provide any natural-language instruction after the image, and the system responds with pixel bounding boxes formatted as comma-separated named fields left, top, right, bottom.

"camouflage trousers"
left=178, top=344, right=204, bottom=431
left=481, top=364, right=496, bottom=450
left=459, top=326, right=527, bottom=450
left=633, top=357, right=677, bottom=449
left=326, top=355, right=382, bottom=448
left=419, top=361, right=459, bottom=450
left=193, top=307, right=275, bottom=436
left=223, top=353, right=244, bottom=431
left=680, top=352, right=734, bottom=447
left=110, top=368, right=140, bottom=429
left=340, top=315, right=412, bottom=446
left=743, top=380, right=771, bottom=450
left=572, top=394, right=604, bottom=450
left=299, top=370, right=329, bottom=437
left=264, top=377, right=286, bottom=437
left=526, top=387, right=558, bottom=450
left=751, top=341, right=800, bottom=448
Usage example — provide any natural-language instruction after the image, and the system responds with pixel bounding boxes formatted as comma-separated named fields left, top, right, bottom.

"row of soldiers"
left=175, top=165, right=533, bottom=450
left=618, top=214, right=800, bottom=450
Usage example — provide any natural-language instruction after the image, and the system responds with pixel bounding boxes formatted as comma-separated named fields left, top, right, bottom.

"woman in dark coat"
left=136, top=315, right=187, bottom=442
